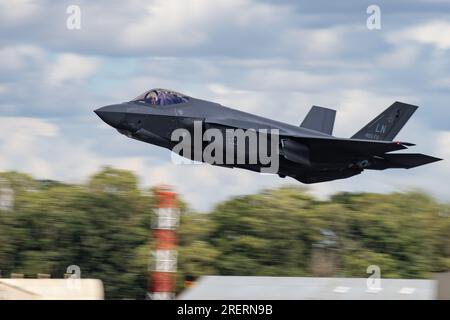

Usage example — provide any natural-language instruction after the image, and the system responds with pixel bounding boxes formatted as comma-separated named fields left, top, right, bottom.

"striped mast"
left=147, top=185, right=180, bottom=300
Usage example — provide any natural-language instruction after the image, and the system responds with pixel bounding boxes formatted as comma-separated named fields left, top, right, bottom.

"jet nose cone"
left=94, top=104, right=126, bottom=128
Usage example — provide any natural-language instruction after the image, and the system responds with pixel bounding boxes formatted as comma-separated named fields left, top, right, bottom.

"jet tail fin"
left=300, top=106, right=336, bottom=135
left=351, top=102, right=418, bottom=141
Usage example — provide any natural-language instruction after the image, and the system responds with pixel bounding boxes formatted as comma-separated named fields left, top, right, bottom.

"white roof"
left=178, top=276, right=436, bottom=300
left=0, top=279, right=104, bottom=300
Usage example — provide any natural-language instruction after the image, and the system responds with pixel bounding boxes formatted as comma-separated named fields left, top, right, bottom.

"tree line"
left=0, top=168, right=449, bottom=299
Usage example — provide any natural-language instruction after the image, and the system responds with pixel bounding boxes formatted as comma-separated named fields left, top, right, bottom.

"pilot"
left=147, top=91, right=159, bottom=105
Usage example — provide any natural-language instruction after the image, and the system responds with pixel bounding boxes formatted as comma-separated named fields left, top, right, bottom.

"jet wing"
left=205, top=117, right=339, bottom=137
left=204, top=117, right=411, bottom=155
left=204, top=117, right=286, bottom=133
left=291, top=136, right=410, bottom=155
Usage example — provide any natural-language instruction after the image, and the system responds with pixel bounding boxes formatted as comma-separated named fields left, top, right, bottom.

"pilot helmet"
left=148, top=91, right=158, bottom=104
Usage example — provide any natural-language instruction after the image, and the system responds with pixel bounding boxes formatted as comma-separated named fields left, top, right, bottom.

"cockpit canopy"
left=131, top=88, right=189, bottom=106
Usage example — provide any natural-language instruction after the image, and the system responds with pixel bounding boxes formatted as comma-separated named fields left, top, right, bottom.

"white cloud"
left=435, top=131, right=450, bottom=160
left=1, top=1, right=449, bottom=211
left=282, top=25, right=354, bottom=58
left=133, top=161, right=287, bottom=211
left=120, top=0, right=290, bottom=52
left=239, top=68, right=370, bottom=93
left=333, top=90, right=414, bottom=138
left=432, top=76, right=450, bottom=89
left=377, top=45, right=421, bottom=69
left=0, top=116, right=285, bottom=211
left=0, top=84, right=8, bottom=95
left=0, top=117, right=58, bottom=177
left=0, top=117, right=103, bottom=182
left=0, top=45, right=45, bottom=73
left=0, top=117, right=58, bottom=137
left=387, top=20, right=450, bottom=50
left=0, top=46, right=104, bottom=117
left=47, top=53, right=100, bottom=85
left=0, top=0, right=40, bottom=25
left=121, top=0, right=208, bottom=50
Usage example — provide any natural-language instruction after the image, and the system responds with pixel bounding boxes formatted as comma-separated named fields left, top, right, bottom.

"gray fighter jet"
left=95, top=88, right=441, bottom=183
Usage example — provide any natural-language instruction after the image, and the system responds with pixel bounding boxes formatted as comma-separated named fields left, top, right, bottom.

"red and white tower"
left=147, top=185, right=180, bottom=300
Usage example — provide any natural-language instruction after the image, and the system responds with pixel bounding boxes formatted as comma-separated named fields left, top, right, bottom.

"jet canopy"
left=131, top=88, right=189, bottom=106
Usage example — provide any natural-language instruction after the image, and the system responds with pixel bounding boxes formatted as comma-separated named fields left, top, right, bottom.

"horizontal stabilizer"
left=351, top=102, right=418, bottom=141
left=370, top=153, right=442, bottom=170
left=384, top=153, right=442, bottom=169
left=300, top=106, right=336, bottom=135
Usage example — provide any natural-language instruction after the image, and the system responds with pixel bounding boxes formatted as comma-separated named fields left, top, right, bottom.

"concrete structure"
left=178, top=276, right=436, bottom=300
left=0, top=279, right=104, bottom=300
left=435, top=272, right=450, bottom=300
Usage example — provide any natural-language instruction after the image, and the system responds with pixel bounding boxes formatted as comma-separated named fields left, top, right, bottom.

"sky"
left=0, top=0, right=449, bottom=211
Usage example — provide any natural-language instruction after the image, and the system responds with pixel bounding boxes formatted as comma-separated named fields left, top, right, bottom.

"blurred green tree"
left=1, top=169, right=449, bottom=299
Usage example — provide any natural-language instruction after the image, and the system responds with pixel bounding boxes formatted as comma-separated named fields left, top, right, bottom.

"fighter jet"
left=95, top=88, right=442, bottom=183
